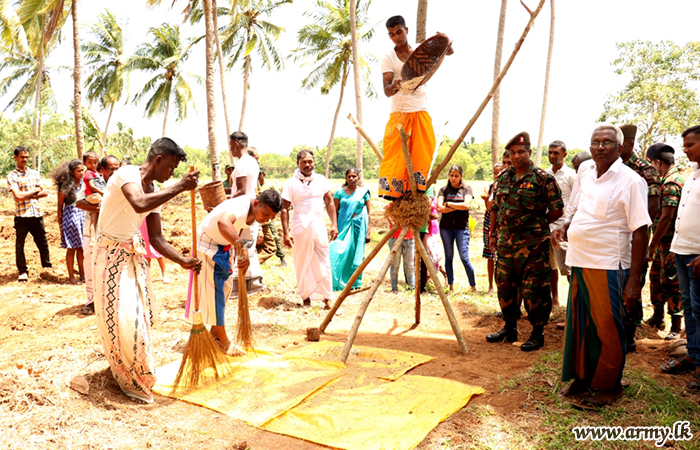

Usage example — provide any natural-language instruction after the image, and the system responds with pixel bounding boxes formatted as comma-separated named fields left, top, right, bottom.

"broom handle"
left=190, top=165, right=199, bottom=312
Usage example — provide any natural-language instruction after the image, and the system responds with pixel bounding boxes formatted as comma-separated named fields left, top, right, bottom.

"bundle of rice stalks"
left=385, top=192, right=430, bottom=231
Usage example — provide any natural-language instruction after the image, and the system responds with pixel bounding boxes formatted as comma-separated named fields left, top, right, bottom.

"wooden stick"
left=414, top=235, right=421, bottom=324
left=398, top=124, right=417, bottom=197
left=425, top=0, right=546, bottom=189
left=319, top=224, right=399, bottom=332
left=190, top=166, right=199, bottom=312
left=348, top=113, right=383, bottom=161
left=347, top=286, right=371, bottom=297
left=340, top=228, right=409, bottom=363
left=412, top=226, right=468, bottom=354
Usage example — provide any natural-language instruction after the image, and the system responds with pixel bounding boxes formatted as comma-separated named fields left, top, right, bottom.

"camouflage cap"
left=646, top=143, right=674, bottom=161
left=619, top=124, right=637, bottom=141
left=505, top=132, right=530, bottom=150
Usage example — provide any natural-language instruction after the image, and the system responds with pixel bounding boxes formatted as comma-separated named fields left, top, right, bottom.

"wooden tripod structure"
left=322, top=0, right=546, bottom=363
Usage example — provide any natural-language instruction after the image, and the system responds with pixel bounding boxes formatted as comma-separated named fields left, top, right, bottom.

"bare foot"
left=226, top=344, right=246, bottom=357
left=487, top=287, right=493, bottom=294
left=470, top=286, right=478, bottom=294
left=323, top=299, right=331, bottom=310
left=69, top=278, right=82, bottom=285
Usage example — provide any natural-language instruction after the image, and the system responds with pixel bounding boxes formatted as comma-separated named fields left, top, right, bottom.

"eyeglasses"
left=590, top=140, right=616, bottom=149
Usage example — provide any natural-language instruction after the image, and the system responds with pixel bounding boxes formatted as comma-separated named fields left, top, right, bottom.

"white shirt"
left=670, top=168, right=700, bottom=255
left=97, top=165, right=161, bottom=241
left=198, top=196, right=254, bottom=246
left=546, top=163, right=576, bottom=229
left=232, top=153, right=259, bottom=197
left=563, top=159, right=595, bottom=221
left=282, top=174, right=330, bottom=232
left=381, top=49, right=427, bottom=113
left=566, top=158, right=651, bottom=270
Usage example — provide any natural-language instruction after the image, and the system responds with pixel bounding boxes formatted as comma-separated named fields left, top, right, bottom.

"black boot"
left=645, top=305, right=665, bottom=330
left=521, top=326, right=544, bottom=352
left=665, top=315, right=683, bottom=341
left=486, top=321, right=518, bottom=343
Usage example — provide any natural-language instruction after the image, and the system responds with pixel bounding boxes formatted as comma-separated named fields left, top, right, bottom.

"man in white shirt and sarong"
left=281, top=149, right=338, bottom=308
left=553, top=125, right=650, bottom=409
left=93, top=138, right=200, bottom=403
left=189, top=189, right=282, bottom=354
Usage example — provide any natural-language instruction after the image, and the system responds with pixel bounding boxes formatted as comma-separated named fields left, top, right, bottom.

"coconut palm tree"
left=221, top=0, right=291, bottom=131
left=491, top=0, right=507, bottom=166
left=82, top=9, right=127, bottom=149
left=535, top=0, right=555, bottom=166
left=292, top=0, right=374, bottom=177
left=126, top=23, right=202, bottom=137
left=70, top=0, right=83, bottom=158
left=348, top=0, right=363, bottom=182
left=416, top=0, right=428, bottom=43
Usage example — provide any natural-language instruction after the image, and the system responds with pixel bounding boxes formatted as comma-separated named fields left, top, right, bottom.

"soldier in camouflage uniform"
left=646, top=143, right=684, bottom=340
left=619, top=124, right=662, bottom=352
left=487, top=132, right=564, bottom=351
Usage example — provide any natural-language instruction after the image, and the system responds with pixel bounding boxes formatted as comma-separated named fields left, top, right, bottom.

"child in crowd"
left=82, top=151, right=106, bottom=244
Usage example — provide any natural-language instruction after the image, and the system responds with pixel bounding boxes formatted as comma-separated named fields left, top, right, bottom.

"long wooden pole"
left=319, top=223, right=399, bottom=332
left=190, top=166, right=199, bottom=312
left=412, top=226, right=468, bottom=354
left=415, top=237, right=421, bottom=324
left=348, top=113, right=383, bottom=161
left=425, top=0, right=545, bottom=189
left=398, top=124, right=417, bottom=196
left=340, top=228, right=409, bottom=363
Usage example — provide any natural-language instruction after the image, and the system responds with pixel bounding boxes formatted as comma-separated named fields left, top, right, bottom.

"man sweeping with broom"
left=93, top=138, right=201, bottom=403
left=189, top=189, right=283, bottom=355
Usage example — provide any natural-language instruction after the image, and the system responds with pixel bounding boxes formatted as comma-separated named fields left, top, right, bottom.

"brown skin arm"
left=547, top=208, right=564, bottom=224
left=75, top=199, right=99, bottom=213
left=10, top=186, right=41, bottom=201
left=217, top=209, right=250, bottom=272
left=88, top=178, right=104, bottom=196
left=623, top=226, right=649, bottom=312
left=365, top=200, right=372, bottom=242
left=689, top=256, right=700, bottom=278
left=325, top=191, right=338, bottom=241
left=648, top=205, right=675, bottom=257
left=333, top=197, right=340, bottom=222
left=551, top=218, right=571, bottom=250
left=280, top=199, right=293, bottom=247
left=648, top=195, right=660, bottom=223
left=145, top=212, right=201, bottom=272
left=57, top=191, right=65, bottom=226
left=232, top=176, right=247, bottom=198
left=383, top=72, right=401, bottom=98
left=436, top=195, right=455, bottom=214
left=489, top=210, right=499, bottom=254
left=121, top=171, right=199, bottom=214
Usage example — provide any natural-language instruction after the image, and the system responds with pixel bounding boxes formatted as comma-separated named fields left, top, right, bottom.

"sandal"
left=689, top=373, right=700, bottom=391
left=80, top=303, right=95, bottom=316
left=660, top=356, right=695, bottom=374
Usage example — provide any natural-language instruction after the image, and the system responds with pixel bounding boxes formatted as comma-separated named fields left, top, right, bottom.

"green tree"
left=292, top=0, right=375, bottom=177
left=82, top=9, right=128, bottom=149
left=126, top=23, right=202, bottom=137
left=221, top=0, right=291, bottom=130
left=599, top=40, right=700, bottom=151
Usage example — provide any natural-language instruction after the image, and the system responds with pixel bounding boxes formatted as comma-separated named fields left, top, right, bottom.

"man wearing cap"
left=488, top=132, right=564, bottom=351
left=378, top=15, right=452, bottom=200
left=223, top=164, right=235, bottom=195
left=646, top=143, right=684, bottom=340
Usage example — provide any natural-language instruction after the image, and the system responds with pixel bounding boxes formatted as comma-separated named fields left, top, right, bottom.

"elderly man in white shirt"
left=664, top=125, right=700, bottom=391
left=545, top=140, right=577, bottom=307
left=281, top=149, right=338, bottom=308
left=553, top=124, right=651, bottom=409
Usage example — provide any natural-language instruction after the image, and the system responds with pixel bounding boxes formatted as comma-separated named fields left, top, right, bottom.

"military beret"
left=619, top=124, right=637, bottom=141
left=505, top=131, right=530, bottom=150
left=646, top=143, right=674, bottom=161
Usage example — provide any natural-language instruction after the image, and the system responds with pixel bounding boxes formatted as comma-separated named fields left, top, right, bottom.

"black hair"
left=549, top=140, right=567, bottom=152
left=230, top=130, right=249, bottom=144
left=343, top=168, right=359, bottom=186
left=82, top=151, right=98, bottom=163
left=296, top=149, right=314, bottom=163
left=573, top=150, right=592, bottom=162
left=653, top=152, right=675, bottom=165
left=14, top=146, right=29, bottom=157
left=386, top=15, right=406, bottom=28
left=503, top=150, right=510, bottom=158
left=147, top=137, right=187, bottom=162
left=257, top=189, right=283, bottom=213
left=51, top=159, right=84, bottom=204
left=97, top=155, right=119, bottom=171
left=682, top=125, right=700, bottom=138
left=446, top=164, right=464, bottom=187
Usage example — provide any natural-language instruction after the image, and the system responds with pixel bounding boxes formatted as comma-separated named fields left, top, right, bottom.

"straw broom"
left=171, top=166, right=232, bottom=392
left=234, top=240, right=255, bottom=350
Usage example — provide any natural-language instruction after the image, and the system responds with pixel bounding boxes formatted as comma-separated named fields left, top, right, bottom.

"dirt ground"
left=1, top=185, right=699, bottom=450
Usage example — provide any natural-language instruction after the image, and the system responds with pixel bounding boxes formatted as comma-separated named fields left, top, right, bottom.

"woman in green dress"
left=330, top=168, right=371, bottom=291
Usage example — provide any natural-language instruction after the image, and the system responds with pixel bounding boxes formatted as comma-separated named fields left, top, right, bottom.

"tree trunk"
left=416, top=0, right=428, bottom=43
left=238, top=26, right=251, bottom=132
left=162, top=95, right=170, bottom=137
left=491, top=0, right=507, bottom=167
left=535, top=0, right=555, bottom=166
left=203, top=0, right=221, bottom=181
left=103, top=102, right=115, bottom=153
left=212, top=0, right=232, bottom=160
left=72, top=0, right=84, bottom=159
left=34, top=43, right=45, bottom=172
left=349, top=0, right=364, bottom=184
left=325, top=65, right=349, bottom=178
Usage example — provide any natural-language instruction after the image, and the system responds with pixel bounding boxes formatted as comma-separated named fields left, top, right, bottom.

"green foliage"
left=315, top=136, right=380, bottom=178
left=104, top=122, right=152, bottom=164
left=599, top=40, right=700, bottom=150
left=431, top=138, right=502, bottom=181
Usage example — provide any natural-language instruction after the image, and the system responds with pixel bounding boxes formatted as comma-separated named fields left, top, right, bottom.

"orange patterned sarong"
left=378, top=111, right=436, bottom=200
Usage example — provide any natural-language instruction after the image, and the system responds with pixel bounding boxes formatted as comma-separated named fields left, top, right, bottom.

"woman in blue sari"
left=330, top=168, right=371, bottom=291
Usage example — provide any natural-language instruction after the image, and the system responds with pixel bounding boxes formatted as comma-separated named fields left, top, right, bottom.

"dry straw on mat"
left=234, top=241, right=255, bottom=350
